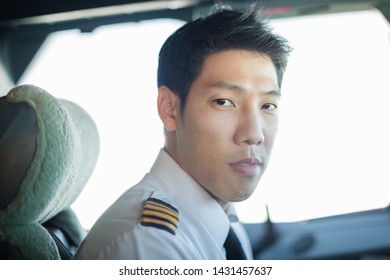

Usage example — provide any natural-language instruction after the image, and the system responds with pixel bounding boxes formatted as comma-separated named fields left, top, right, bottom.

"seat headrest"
left=0, top=84, right=100, bottom=225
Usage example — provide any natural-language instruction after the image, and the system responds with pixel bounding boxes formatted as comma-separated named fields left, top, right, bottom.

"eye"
left=214, top=99, right=234, bottom=107
left=261, top=103, right=277, bottom=110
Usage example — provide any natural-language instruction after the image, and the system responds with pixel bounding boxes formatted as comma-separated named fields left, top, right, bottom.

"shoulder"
left=74, top=188, right=188, bottom=259
left=139, top=196, right=179, bottom=235
left=93, top=185, right=180, bottom=236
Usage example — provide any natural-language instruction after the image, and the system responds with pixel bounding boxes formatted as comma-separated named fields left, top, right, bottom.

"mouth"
left=229, top=157, right=262, bottom=177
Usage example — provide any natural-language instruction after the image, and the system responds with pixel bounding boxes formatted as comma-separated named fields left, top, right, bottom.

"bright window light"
left=20, top=11, right=390, bottom=228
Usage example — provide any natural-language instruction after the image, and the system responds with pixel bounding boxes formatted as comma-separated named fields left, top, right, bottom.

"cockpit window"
left=21, top=11, right=390, bottom=228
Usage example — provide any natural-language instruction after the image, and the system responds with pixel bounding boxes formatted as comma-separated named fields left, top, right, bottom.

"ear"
left=157, top=86, right=179, bottom=131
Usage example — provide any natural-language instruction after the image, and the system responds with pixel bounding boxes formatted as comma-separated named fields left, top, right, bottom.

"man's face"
left=164, top=49, right=280, bottom=206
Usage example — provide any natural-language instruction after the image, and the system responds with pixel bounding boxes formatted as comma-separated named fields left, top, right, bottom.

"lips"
left=229, top=157, right=262, bottom=176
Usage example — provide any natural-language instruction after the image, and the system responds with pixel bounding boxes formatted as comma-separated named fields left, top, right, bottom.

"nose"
left=234, top=108, right=265, bottom=146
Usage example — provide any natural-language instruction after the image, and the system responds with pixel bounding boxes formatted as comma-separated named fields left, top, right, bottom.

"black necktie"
left=224, top=227, right=247, bottom=260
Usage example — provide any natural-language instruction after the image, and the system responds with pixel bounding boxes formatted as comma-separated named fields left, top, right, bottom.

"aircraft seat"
left=0, top=85, right=100, bottom=259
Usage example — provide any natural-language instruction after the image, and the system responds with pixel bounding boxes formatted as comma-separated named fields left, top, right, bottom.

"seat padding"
left=0, top=85, right=100, bottom=259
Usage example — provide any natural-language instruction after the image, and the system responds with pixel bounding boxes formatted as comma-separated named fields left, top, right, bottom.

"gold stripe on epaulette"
left=144, top=202, right=179, bottom=220
left=140, top=217, right=178, bottom=234
left=142, top=209, right=178, bottom=225
left=140, top=198, right=179, bottom=235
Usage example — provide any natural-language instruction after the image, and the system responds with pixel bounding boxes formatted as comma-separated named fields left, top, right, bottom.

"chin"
left=229, top=190, right=255, bottom=203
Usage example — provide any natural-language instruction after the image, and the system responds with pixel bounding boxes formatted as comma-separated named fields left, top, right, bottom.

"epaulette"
left=140, top=197, right=179, bottom=235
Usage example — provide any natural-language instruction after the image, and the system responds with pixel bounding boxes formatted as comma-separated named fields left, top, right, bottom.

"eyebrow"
left=209, top=81, right=281, bottom=96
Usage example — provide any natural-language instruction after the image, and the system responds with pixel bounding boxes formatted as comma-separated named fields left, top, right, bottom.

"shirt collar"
left=224, top=202, right=239, bottom=223
left=150, top=149, right=237, bottom=248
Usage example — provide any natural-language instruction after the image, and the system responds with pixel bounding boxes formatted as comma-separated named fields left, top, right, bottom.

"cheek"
left=190, top=124, right=230, bottom=159
left=267, top=123, right=279, bottom=147
left=186, top=109, right=234, bottom=144
left=262, top=116, right=279, bottom=147
left=182, top=116, right=234, bottom=176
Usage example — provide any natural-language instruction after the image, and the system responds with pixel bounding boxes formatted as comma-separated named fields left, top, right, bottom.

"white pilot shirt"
left=73, top=149, right=253, bottom=260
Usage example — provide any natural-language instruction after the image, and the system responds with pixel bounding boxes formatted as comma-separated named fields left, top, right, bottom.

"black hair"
left=157, top=3, right=292, bottom=110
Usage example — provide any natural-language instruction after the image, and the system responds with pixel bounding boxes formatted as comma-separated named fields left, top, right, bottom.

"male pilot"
left=74, top=3, right=291, bottom=259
